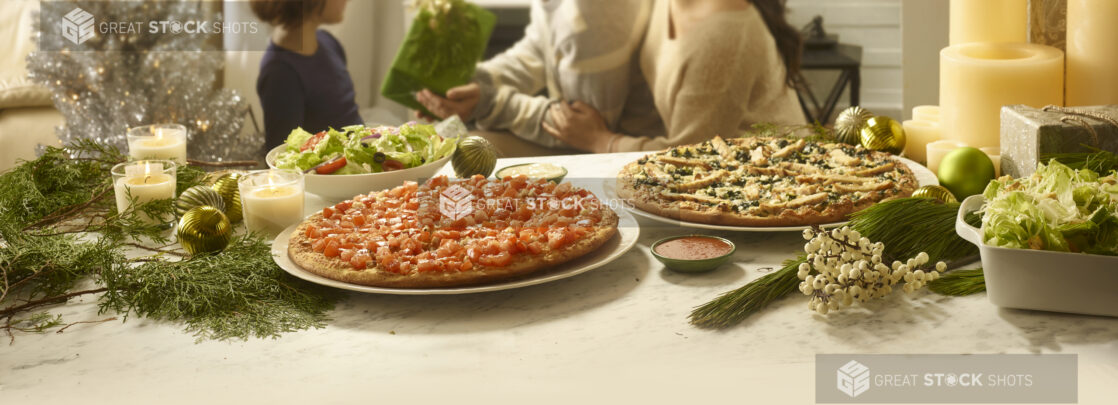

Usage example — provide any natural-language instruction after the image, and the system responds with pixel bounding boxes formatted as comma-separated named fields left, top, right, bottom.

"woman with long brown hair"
left=545, top=0, right=805, bottom=152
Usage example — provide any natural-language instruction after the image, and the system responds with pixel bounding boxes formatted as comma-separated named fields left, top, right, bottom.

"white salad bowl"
left=956, top=194, right=1118, bottom=317
left=266, top=145, right=452, bottom=202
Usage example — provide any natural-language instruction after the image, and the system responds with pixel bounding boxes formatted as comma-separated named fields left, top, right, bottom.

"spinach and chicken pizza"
left=617, top=136, right=919, bottom=227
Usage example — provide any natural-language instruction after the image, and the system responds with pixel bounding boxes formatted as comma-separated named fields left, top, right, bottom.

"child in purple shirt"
left=251, top=0, right=363, bottom=149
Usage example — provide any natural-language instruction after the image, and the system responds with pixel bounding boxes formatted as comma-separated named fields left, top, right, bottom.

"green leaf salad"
left=274, top=122, right=457, bottom=175
left=981, top=161, right=1118, bottom=255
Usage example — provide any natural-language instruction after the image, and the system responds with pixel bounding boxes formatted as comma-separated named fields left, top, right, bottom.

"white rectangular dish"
left=956, top=195, right=1118, bottom=317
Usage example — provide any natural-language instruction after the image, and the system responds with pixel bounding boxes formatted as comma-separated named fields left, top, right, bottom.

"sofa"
left=0, top=1, right=64, bottom=172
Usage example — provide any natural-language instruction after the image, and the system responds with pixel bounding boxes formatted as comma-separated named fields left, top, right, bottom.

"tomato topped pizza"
left=288, top=175, right=619, bottom=288
left=617, top=136, right=919, bottom=227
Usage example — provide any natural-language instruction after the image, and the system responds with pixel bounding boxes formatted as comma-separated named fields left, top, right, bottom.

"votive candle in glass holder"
left=239, top=169, right=305, bottom=237
left=112, top=160, right=178, bottom=226
left=127, top=124, right=187, bottom=163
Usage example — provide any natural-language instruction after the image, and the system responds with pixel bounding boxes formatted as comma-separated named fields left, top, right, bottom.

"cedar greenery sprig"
left=690, top=198, right=980, bottom=329
left=1, top=141, right=336, bottom=342
left=98, top=235, right=340, bottom=341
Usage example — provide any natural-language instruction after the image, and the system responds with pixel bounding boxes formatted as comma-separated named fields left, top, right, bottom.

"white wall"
left=787, top=0, right=903, bottom=119
left=900, top=0, right=948, bottom=120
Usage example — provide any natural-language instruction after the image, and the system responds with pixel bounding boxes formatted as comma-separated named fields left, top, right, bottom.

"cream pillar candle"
left=949, top=0, right=1027, bottom=45
left=1066, top=0, right=1118, bottom=106
left=926, top=140, right=967, bottom=175
left=940, top=43, right=1064, bottom=149
left=980, top=147, right=1002, bottom=177
left=127, top=124, right=187, bottom=163
left=902, top=120, right=942, bottom=164
left=912, top=105, right=940, bottom=123
left=111, top=160, right=178, bottom=225
left=239, top=170, right=305, bottom=237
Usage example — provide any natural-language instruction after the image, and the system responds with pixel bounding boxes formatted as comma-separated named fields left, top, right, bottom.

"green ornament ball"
left=859, top=116, right=906, bottom=154
left=177, top=206, right=232, bottom=255
left=451, top=136, right=498, bottom=178
left=937, top=147, right=996, bottom=200
left=211, top=172, right=244, bottom=223
left=175, top=185, right=226, bottom=217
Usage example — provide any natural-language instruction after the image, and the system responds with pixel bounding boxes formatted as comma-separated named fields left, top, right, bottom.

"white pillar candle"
left=911, top=105, right=940, bottom=123
left=1066, top=0, right=1118, bottom=106
left=902, top=120, right=942, bottom=164
left=239, top=170, right=305, bottom=237
left=127, top=124, right=187, bottom=163
left=926, top=140, right=967, bottom=175
left=112, top=160, right=177, bottom=225
left=949, top=0, right=1027, bottom=45
left=980, top=147, right=1002, bottom=177
left=939, top=43, right=1064, bottom=149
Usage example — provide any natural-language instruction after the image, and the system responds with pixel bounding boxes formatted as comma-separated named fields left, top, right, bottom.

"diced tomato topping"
left=323, top=207, right=335, bottom=219
left=478, top=251, right=512, bottom=267
left=323, top=240, right=341, bottom=257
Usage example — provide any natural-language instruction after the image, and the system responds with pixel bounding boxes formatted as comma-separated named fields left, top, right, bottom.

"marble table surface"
left=2, top=152, right=1117, bottom=404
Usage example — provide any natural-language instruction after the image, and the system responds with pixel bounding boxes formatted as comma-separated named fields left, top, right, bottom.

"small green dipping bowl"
left=650, top=235, right=736, bottom=273
left=495, top=163, right=568, bottom=183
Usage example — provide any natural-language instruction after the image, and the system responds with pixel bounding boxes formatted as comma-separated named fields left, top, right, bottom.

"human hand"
left=542, top=101, right=617, bottom=153
left=415, top=83, right=481, bottom=121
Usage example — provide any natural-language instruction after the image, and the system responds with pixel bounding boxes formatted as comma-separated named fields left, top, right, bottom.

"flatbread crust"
left=617, top=137, right=918, bottom=227
left=288, top=198, right=619, bottom=289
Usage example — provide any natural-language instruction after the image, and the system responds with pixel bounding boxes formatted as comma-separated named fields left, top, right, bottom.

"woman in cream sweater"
left=546, top=0, right=805, bottom=152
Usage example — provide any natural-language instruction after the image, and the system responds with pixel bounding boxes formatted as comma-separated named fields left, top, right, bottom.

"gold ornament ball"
left=451, top=136, right=498, bottom=178
left=860, top=116, right=906, bottom=154
left=938, top=147, right=996, bottom=200
left=911, top=185, right=958, bottom=204
left=175, top=185, right=226, bottom=217
left=211, top=172, right=244, bottom=223
left=177, top=206, right=232, bottom=255
left=834, top=106, right=873, bottom=145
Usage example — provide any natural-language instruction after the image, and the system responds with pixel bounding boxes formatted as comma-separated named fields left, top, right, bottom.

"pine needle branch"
left=690, top=198, right=980, bottom=328
left=928, top=268, right=986, bottom=296
left=690, top=257, right=804, bottom=329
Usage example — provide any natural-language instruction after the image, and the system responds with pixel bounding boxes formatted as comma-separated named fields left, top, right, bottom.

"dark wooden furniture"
left=795, top=43, right=863, bottom=124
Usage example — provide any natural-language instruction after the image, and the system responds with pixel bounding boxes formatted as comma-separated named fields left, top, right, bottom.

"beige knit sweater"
left=472, top=0, right=665, bottom=148
left=614, top=0, right=805, bottom=152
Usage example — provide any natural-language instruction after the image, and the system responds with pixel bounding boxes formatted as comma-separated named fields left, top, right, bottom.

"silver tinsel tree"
left=28, top=0, right=263, bottom=161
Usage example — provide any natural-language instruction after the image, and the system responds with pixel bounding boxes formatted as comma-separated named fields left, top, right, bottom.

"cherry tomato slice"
left=316, top=157, right=347, bottom=174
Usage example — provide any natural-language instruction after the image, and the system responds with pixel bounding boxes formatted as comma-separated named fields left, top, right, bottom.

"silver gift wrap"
left=1000, top=104, right=1118, bottom=178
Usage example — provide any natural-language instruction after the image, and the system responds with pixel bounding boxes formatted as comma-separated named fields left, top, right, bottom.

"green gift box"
left=380, top=0, right=496, bottom=116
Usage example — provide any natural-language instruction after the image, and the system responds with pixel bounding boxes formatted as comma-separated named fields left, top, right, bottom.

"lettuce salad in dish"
left=274, top=123, right=457, bottom=175
left=981, top=161, right=1118, bottom=255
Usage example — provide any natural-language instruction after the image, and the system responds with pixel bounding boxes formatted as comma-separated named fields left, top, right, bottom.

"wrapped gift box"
left=1000, top=104, right=1118, bottom=177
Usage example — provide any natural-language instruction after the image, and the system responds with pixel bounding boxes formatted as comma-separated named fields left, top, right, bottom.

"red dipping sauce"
left=654, top=236, right=733, bottom=260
